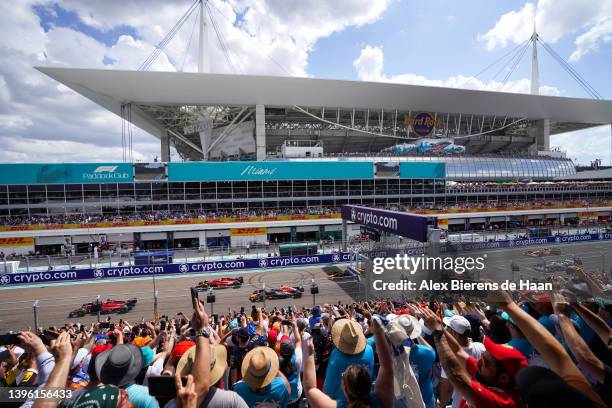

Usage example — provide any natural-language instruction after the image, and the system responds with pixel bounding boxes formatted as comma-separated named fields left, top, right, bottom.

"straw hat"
left=176, top=344, right=228, bottom=386
left=331, top=319, right=366, bottom=355
left=241, top=347, right=279, bottom=390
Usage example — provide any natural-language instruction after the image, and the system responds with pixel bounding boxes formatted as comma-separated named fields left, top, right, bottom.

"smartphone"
left=99, top=322, right=110, bottom=329
left=0, top=333, right=20, bottom=346
left=109, top=323, right=115, bottom=332
left=160, top=320, right=166, bottom=331
left=281, top=319, right=293, bottom=326
left=43, top=329, right=60, bottom=339
left=147, top=375, right=188, bottom=398
left=190, top=287, right=199, bottom=309
left=240, top=306, right=245, bottom=314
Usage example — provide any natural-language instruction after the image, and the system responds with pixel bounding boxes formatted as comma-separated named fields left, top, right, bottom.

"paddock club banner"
left=341, top=205, right=429, bottom=242
left=0, top=252, right=356, bottom=287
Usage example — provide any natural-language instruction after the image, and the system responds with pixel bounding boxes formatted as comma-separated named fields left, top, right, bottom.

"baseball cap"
left=483, top=336, right=527, bottom=378
left=267, top=329, right=279, bottom=344
left=443, top=315, right=471, bottom=335
left=172, top=340, right=195, bottom=364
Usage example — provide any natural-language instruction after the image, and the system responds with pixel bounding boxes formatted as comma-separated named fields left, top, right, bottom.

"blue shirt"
left=507, top=338, right=535, bottom=359
left=408, top=344, right=436, bottom=408
left=233, top=376, right=290, bottom=408
left=323, top=345, right=374, bottom=408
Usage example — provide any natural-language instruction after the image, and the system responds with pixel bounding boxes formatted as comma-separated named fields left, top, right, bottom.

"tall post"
left=96, top=295, right=101, bottom=323
left=33, top=300, right=39, bottom=330
left=342, top=219, right=348, bottom=252
left=198, top=0, right=209, bottom=73
left=262, top=281, right=266, bottom=309
left=154, top=290, right=159, bottom=322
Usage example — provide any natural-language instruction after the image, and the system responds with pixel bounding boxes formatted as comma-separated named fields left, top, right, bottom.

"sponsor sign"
left=230, top=227, right=268, bottom=236
left=0, top=214, right=342, bottom=232
left=0, top=237, right=34, bottom=247
left=404, top=112, right=443, bottom=137
left=0, top=252, right=356, bottom=286
left=0, top=163, right=133, bottom=184
left=341, top=205, right=429, bottom=242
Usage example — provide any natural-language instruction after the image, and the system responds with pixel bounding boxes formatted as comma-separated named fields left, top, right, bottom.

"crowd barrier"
left=0, top=252, right=356, bottom=287
left=2, top=232, right=610, bottom=287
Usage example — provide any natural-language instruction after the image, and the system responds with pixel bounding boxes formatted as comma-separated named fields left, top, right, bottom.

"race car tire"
left=119, top=306, right=129, bottom=314
left=293, top=292, right=303, bottom=299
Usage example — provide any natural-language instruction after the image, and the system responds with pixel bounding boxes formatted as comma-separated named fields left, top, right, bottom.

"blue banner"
left=399, top=162, right=445, bottom=179
left=0, top=253, right=356, bottom=287
left=0, top=163, right=133, bottom=184
left=342, top=205, right=430, bottom=242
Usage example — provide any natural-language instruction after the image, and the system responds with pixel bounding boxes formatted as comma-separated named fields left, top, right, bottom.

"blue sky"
left=0, top=0, right=610, bottom=164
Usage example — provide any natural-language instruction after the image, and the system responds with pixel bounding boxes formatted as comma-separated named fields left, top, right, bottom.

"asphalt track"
left=1, top=240, right=611, bottom=331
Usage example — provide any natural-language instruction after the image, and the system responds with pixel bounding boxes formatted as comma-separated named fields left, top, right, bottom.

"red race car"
left=69, top=298, right=137, bottom=318
left=196, top=276, right=243, bottom=289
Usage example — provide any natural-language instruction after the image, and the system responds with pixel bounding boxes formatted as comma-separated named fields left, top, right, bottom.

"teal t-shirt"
left=233, top=376, right=290, bottom=408
left=323, top=345, right=374, bottom=408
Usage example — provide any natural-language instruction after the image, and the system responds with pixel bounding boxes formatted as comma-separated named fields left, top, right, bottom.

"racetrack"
left=1, top=240, right=610, bottom=331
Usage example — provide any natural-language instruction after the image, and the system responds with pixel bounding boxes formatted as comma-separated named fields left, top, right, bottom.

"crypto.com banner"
left=341, top=205, right=429, bottom=242
left=0, top=253, right=355, bottom=287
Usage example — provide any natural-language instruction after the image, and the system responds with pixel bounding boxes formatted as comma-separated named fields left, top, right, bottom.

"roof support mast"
left=530, top=22, right=539, bottom=95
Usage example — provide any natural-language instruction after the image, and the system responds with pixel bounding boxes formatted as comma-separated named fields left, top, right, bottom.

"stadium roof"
left=36, top=67, right=612, bottom=160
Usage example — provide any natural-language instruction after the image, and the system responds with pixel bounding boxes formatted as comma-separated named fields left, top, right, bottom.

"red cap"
left=483, top=337, right=527, bottom=378
left=172, top=340, right=195, bottom=364
left=91, top=344, right=112, bottom=356
left=267, top=329, right=278, bottom=344
left=279, top=335, right=291, bottom=344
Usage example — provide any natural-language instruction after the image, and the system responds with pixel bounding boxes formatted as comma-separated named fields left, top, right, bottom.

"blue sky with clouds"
left=0, top=0, right=610, bottom=164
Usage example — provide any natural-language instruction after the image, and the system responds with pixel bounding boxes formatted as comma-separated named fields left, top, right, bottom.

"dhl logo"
left=0, top=237, right=34, bottom=246
left=230, top=227, right=268, bottom=236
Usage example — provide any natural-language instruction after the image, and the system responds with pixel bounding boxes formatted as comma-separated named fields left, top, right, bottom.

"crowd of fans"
left=1, top=197, right=611, bottom=227
left=1, top=264, right=611, bottom=408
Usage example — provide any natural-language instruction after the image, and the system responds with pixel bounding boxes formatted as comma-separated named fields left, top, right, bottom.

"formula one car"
left=525, top=247, right=561, bottom=257
left=68, top=298, right=137, bottom=318
left=196, top=276, right=243, bottom=289
left=249, top=286, right=304, bottom=302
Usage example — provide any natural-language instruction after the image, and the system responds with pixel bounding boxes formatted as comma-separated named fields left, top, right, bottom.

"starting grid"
left=1, top=232, right=611, bottom=287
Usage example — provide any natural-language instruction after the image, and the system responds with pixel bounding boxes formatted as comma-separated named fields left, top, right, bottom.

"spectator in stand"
left=322, top=318, right=375, bottom=407
left=233, top=347, right=291, bottom=407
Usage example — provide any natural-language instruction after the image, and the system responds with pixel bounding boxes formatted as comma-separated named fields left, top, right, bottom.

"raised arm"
left=571, top=301, right=612, bottom=350
left=493, top=289, right=606, bottom=408
left=190, top=300, right=211, bottom=400
left=33, top=332, right=72, bottom=408
left=553, top=294, right=605, bottom=383
left=422, top=307, right=475, bottom=407
left=371, top=317, right=393, bottom=408
left=304, top=338, right=336, bottom=408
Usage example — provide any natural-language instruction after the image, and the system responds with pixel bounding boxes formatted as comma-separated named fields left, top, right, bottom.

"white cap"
left=443, top=315, right=471, bottom=335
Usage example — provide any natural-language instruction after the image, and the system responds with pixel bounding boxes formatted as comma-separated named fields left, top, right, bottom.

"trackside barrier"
left=362, top=232, right=612, bottom=259
left=0, top=253, right=356, bottom=287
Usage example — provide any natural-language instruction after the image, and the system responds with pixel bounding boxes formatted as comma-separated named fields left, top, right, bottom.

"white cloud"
left=0, top=0, right=390, bottom=162
left=352, top=44, right=561, bottom=95
left=478, top=0, right=612, bottom=61
left=552, top=125, right=612, bottom=165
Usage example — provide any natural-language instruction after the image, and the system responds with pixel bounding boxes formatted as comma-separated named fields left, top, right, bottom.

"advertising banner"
left=0, top=252, right=356, bottom=286
left=341, top=205, right=429, bottom=242
left=230, top=227, right=268, bottom=236
left=0, top=163, right=133, bottom=184
left=0, top=237, right=34, bottom=246
left=0, top=214, right=341, bottom=233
